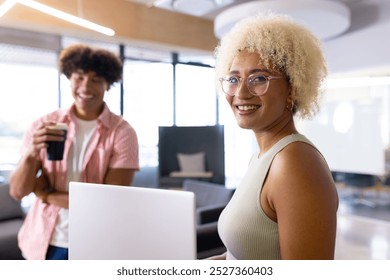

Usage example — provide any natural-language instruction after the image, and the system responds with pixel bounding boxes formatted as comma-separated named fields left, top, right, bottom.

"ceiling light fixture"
left=0, top=0, right=115, bottom=36
left=0, top=0, right=16, bottom=17
left=214, top=0, right=351, bottom=40
left=172, top=0, right=215, bottom=16
left=150, top=0, right=234, bottom=17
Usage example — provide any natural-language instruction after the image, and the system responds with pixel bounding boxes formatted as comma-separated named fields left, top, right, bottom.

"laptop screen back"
left=69, top=182, right=196, bottom=260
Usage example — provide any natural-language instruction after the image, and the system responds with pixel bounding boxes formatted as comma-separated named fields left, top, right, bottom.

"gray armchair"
left=158, top=126, right=225, bottom=188
left=182, top=179, right=234, bottom=259
left=0, top=183, right=24, bottom=259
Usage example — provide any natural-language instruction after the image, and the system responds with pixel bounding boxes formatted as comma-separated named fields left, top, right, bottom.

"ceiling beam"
left=0, top=0, right=218, bottom=53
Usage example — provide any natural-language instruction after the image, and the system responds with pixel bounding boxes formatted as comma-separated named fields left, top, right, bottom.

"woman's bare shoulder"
left=267, top=140, right=337, bottom=205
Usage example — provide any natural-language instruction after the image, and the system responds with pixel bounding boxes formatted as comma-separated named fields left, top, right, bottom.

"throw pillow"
left=177, top=152, right=206, bottom=173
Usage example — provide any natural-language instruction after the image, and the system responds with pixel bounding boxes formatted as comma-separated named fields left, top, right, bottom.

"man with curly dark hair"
left=59, top=44, right=123, bottom=87
left=9, top=44, right=139, bottom=260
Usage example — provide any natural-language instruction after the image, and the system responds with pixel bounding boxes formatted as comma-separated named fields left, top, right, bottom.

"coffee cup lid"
left=48, top=123, right=67, bottom=130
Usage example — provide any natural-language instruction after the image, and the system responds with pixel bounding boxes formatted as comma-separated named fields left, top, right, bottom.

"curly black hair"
left=59, top=44, right=123, bottom=87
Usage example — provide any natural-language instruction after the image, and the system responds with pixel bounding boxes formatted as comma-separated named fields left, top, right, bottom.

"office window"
left=0, top=44, right=58, bottom=166
left=175, top=64, right=217, bottom=126
left=122, top=60, right=174, bottom=166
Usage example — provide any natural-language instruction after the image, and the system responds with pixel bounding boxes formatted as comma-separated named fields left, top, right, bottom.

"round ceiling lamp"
left=173, top=0, right=216, bottom=16
left=214, top=0, right=351, bottom=40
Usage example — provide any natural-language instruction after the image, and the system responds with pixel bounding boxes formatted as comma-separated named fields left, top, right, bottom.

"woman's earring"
left=286, top=100, right=295, bottom=112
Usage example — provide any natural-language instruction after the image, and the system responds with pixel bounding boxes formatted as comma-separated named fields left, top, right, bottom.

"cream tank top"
left=218, top=134, right=316, bottom=260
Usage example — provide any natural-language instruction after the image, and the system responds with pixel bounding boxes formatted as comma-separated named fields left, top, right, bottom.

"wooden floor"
left=335, top=186, right=390, bottom=259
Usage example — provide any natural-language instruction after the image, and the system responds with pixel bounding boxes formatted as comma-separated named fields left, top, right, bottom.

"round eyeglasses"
left=219, top=74, right=282, bottom=97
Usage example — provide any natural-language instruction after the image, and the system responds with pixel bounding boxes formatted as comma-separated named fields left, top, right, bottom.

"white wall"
left=324, top=0, right=390, bottom=75
left=297, top=80, right=390, bottom=176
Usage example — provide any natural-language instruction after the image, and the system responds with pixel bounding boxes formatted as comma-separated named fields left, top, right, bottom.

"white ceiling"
left=127, top=0, right=390, bottom=76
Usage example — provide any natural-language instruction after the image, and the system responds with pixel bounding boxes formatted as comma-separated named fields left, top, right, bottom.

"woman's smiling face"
left=225, top=51, right=292, bottom=132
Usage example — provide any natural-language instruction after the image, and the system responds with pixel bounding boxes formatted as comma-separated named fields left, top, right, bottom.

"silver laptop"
left=68, top=182, right=196, bottom=260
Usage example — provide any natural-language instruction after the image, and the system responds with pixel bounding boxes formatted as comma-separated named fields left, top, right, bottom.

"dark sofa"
left=0, top=183, right=24, bottom=259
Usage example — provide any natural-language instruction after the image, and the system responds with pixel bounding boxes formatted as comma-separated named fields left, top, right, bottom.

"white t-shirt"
left=50, top=118, right=97, bottom=248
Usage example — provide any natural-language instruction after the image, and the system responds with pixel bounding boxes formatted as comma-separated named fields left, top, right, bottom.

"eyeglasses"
left=219, top=74, right=282, bottom=97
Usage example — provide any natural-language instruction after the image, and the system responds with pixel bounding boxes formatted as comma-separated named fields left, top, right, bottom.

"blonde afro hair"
left=214, top=14, right=327, bottom=119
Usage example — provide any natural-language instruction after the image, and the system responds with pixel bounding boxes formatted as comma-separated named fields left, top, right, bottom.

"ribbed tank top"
left=218, top=134, right=315, bottom=260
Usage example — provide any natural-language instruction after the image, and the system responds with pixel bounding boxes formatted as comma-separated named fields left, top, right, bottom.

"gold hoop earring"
left=286, top=100, right=294, bottom=112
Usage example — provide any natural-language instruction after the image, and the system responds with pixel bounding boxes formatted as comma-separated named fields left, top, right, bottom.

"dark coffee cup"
left=46, top=123, right=67, bottom=161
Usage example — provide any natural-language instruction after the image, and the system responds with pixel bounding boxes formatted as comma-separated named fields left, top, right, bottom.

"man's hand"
left=28, top=121, right=66, bottom=159
left=33, top=172, right=53, bottom=204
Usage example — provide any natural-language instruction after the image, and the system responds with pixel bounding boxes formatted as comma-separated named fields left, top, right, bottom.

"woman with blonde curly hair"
left=211, top=14, right=338, bottom=260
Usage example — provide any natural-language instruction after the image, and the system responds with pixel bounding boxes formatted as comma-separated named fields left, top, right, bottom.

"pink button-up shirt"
left=18, top=103, right=139, bottom=259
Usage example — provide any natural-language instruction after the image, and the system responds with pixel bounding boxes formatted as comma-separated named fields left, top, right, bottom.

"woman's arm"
left=265, top=143, right=338, bottom=260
